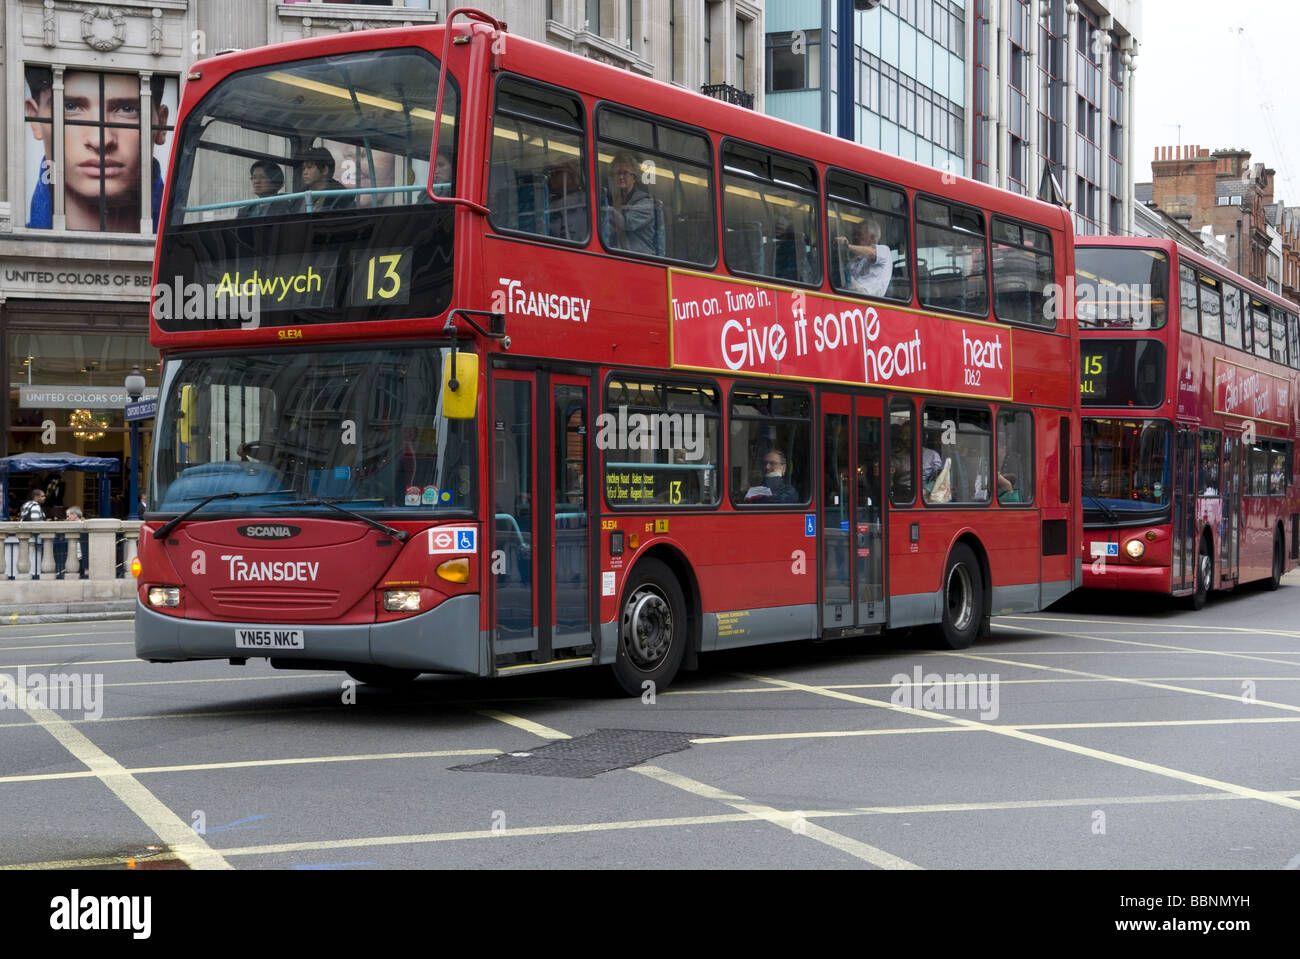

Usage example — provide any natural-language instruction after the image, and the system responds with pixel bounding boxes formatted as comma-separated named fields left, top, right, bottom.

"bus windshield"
left=151, top=346, right=475, bottom=515
left=1081, top=418, right=1172, bottom=518
left=1076, top=247, right=1169, bottom=330
left=168, top=48, right=452, bottom=224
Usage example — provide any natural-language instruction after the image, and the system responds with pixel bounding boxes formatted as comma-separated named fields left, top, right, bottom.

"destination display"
left=1078, top=339, right=1164, bottom=408
left=153, top=210, right=450, bottom=333
left=669, top=271, right=1012, bottom=400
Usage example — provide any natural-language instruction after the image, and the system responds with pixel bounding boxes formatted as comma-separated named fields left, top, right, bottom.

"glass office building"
left=766, top=0, right=1141, bottom=236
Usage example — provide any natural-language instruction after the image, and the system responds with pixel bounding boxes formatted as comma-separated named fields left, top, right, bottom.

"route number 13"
left=351, top=248, right=412, bottom=306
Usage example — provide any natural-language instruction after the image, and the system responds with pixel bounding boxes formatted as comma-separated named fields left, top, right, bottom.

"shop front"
left=1, top=255, right=157, bottom=519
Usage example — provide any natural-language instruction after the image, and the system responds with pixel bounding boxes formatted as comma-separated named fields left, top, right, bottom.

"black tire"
left=1266, top=533, right=1284, bottom=591
left=1186, top=535, right=1211, bottom=610
left=346, top=666, right=421, bottom=687
left=611, top=558, right=688, bottom=696
left=936, top=543, right=983, bottom=650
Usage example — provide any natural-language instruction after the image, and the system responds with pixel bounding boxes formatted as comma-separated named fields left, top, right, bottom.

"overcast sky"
left=1133, top=1, right=1300, bottom=201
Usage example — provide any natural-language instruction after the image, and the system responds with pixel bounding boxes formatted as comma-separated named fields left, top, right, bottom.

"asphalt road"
left=2, top=576, right=1298, bottom=882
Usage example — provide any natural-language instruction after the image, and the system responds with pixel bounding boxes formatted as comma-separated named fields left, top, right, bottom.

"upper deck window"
left=157, top=49, right=455, bottom=331
left=595, top=106, right=716, bottom=265
left=488, top=77, right=589, bottom=243
left=914, top=196, right=989, bottom=317
left=1075, top=247, right=1168, bottom=330
left=1179, top=265, right=1198, bottom=334
left=1271, top=307, right=1289, bottom=365
left=991, top=217, right=1055, bottom=328
left=169, top=49, right=449, bottom=226
left=826, top=171, right=910, bottom=302
left=1197, top=273, right=1222, bottom=342
left=721, top=141, right=822, bottom=287
left=1222, top=284, right=1244, bottom=350
left=1251, top=299, right=1271, bottom=359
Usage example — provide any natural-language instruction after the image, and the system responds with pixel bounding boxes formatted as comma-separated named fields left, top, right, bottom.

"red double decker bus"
left=1078, top=236, right=1300, bottom=606
left=135, top=11, right=1080, bottom=693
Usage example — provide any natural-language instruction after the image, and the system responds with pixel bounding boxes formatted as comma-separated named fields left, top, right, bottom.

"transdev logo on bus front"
left=428, top=527, right=478, bottom=555
left=669, top=272, right=1011, bottom=399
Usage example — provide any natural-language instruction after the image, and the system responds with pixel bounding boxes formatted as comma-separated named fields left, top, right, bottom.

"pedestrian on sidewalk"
left=19, top=487, right=47, bottom=579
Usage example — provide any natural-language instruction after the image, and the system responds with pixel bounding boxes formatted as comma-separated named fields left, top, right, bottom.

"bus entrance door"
left=820, top=393, right=884, bottom=637
left=489, top=369, right=594, bottom=670
left=1220, top=432, right=1241, bottom=584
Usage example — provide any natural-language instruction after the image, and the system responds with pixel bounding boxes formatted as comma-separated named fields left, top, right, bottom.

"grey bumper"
left=135, top=594, right=486, bottom=676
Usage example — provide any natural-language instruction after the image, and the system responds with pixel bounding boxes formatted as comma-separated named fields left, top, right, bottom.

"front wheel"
left=1186, top=535, right=1211, bottom=610
left=1266, top=533, right=1284, bottom=591
left=611, top=558, right=688, bottom=696
left=936, top=543, right=983, bottom=650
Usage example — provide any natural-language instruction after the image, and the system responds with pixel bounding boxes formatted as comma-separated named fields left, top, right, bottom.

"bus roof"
left=181, top=19, right=1072, bottom=238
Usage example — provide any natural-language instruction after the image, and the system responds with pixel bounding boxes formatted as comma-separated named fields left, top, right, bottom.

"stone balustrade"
left=1, top=520, right=142, bottom=604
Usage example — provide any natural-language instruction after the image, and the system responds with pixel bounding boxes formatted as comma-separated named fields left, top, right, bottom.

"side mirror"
left=442, top=352, right=479, bottom=420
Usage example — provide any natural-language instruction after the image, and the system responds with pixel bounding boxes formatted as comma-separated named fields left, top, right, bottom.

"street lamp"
left=125, top=364, right=146, bottom=520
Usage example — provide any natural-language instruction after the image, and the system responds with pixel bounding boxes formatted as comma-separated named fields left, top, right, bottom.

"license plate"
left=235, top=628, right=305, bottom=649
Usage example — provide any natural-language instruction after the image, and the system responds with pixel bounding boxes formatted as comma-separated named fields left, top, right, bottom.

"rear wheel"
left=936, top=543, right=983, bottom=650
left=1266, top=532, right=1284, bottom=591
left=346, top=666, right=421, bottom=687
left=1186, top=535, right=1211, bottom=610
left=611, top=558, right=688, bottom=696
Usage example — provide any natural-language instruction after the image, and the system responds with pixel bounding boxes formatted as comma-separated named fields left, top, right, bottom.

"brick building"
left=1266, top=203, right=1300, bottom=306
left=1146, top=145, right=1277, bottom=291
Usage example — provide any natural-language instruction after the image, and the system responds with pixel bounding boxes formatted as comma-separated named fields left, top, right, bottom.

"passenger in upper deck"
left=838, top=219, right=893, bottom=298
left=294, top=146, right=356, bottom=212
left=240, top=159, right=287, bottom=217
left=601, top=152, right=656, bottom=255
left=434, top=149, right=455, bottom=194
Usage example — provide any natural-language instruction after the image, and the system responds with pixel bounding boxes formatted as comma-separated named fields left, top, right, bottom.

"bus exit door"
left=820, top=393, right=884, bottom=636
left=489, top=367, right=594, bottom=669
left=1172, top=424, right=1197, bottom=592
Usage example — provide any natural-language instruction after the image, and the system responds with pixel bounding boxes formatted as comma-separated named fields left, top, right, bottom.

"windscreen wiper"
left=1082, top=490, right=1119, bottom=524
left=265, top=498, right=409, bottom=541
left=153, top=489, right=294, bottom=540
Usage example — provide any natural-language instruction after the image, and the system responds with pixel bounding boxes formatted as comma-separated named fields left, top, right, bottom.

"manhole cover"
left=453, top=728, right=704, bottom=779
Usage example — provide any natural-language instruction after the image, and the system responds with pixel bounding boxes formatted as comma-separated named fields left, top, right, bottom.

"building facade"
left=1, top=0, right=754, bottom=518
left=1146, top=145, right=1279, bottom=291
left=764, top=0, right=1141, bottom=236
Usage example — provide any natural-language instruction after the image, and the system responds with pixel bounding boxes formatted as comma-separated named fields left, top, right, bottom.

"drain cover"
left=453, top=728, right=703, bottom=779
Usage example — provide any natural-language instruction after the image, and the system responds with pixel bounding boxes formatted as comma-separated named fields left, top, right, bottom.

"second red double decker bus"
left=1078, top=236, right=1300, bottom=606
left=135, top=11, right=1080, bottom=693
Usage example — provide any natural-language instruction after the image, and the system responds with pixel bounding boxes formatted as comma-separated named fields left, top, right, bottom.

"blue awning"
left=0, top=453, right=121, bottom=473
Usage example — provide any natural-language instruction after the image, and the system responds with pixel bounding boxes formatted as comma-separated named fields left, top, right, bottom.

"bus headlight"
left=1124, top=539, right=1146, bottom=559
left=384, top=589, right=421, bottom=612
left=147, top=586, right=180, bottom=607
